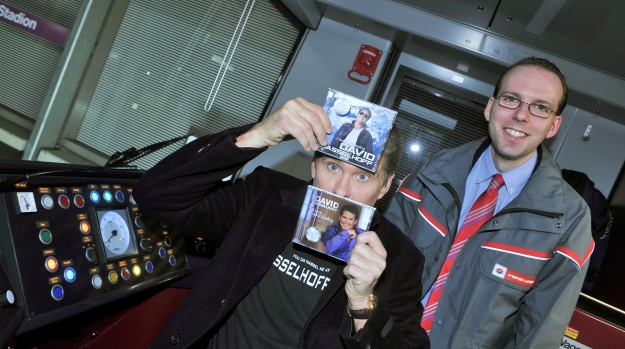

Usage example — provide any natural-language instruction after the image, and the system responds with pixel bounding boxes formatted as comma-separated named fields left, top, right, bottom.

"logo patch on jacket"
left=491, top=263, right=537, bottom=287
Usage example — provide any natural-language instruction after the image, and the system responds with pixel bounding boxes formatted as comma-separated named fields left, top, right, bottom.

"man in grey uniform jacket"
left=385, top=57, right=594, bottom=348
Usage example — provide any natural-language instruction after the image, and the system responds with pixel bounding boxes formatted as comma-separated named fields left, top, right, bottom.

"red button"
left=121, top=268, right=130, bottom=280
left=74, top=195, right=85, bottom=208
left=59, top=195, right=70, bottom=209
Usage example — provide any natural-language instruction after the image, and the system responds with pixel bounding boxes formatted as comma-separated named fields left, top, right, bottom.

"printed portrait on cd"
left=292, top=186, right=375, bottom=262
left=318, top=89, right=397, bottom=173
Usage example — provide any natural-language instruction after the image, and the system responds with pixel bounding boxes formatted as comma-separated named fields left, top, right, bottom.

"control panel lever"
left=0, top=290, right=15, bottom=307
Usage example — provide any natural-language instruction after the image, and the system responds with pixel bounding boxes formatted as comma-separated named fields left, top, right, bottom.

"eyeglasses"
left=495, top=95, right=555, bottom=118
left=358, top=111, right=370, bottom=118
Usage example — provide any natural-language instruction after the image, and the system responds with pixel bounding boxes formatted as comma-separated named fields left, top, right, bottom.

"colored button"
left=168, top=255, right=176, bottom=266
left=39, top=229, right=52, bottom=244
left=103, top=190, right=113, bottom=203
left=132, top=264, right=141, bottom=277
left=108, top=270, right=118, bottom=284
left=74, top=194, right=85, bottom=208
left=121, top=267, right=130, bottom=280
left=45, top=257, right=58, bottom=273
left=64, top=267, right=76, bottom=283
left=51, top=284, right=64, bottom=301
left=58, top=194, right=70, bottom=209
left=158, top=247, right=166, bottom=258
left=92, top=274, right=103, bottom=289
left=90, top=190, right=100, bottom=203
left=41, top=195, right=54, bottom=210
left=80, top=221, right=91, bottom=234
left=115, top=190, right=124, bottom=202
left=145, top=261, right=154, bottom=273
left=163, top=236, right=172, bottom=247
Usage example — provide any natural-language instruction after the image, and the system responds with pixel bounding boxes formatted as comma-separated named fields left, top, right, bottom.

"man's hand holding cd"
left=343, top=231, right=387, bottom=331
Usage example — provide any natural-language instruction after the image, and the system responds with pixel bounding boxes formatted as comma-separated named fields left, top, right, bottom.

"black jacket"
left=134, top=125, right=429, bottom=348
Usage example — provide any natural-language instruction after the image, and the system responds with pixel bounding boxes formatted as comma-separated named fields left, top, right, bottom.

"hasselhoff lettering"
left=273, top=254, right=331, bottom=290
left=322, top=144, right=375, bottom=166
left=0, top=5, right=37, bottom=30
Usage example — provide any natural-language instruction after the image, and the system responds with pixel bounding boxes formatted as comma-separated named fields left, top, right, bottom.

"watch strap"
left=347, top=306, right=373, bottom=319
left=347, top=294, right=377, bottom=319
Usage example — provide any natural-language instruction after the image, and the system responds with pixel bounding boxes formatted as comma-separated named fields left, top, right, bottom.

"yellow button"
left=109, top=271, right=118, bottom=284
left=80, top=221, right=91, bottom=234
left=132, top=265, right=141, bottom=277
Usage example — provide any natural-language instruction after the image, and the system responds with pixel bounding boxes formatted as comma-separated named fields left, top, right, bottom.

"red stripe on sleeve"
left=581, top=239, right=595, bottom=266
left=418, top=205, right=447, bottom=237
left=398, top=187, right=422, bottom=202
left=555, top=246, right=583, bottom=269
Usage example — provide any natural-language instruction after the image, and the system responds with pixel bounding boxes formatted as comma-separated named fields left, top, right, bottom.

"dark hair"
left=313, top=125, right=402, bottom=185
left=493, top=56, right=568, bottom=115
left=340, top=205, right=360, bottom=220
left=359, top=107, right=372, bottom=120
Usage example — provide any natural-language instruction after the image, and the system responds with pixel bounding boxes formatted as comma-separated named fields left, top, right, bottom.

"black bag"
left=561, top=169, right=614, bottom=292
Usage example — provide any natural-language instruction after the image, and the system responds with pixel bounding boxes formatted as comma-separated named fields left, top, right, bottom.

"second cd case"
left=292, top=185, right=376, bottom=262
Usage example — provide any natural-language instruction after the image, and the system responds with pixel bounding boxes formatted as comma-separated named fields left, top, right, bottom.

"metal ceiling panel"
left=458, top=0, right=625, bottom=79
left=394, top=0, right=499, bottom=29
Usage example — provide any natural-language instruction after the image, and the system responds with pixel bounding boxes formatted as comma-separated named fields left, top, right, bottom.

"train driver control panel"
left=0, top=161, right=191, bottom=340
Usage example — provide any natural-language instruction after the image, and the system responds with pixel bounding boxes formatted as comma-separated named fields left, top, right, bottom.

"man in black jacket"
left=134, top=97, right=429, bottom=348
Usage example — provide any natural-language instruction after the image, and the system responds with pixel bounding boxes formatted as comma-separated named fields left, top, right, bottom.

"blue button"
left=115, top=190, right=124, bottom=202
left=159, top=247, right=166, bottom=258
left=169, top=255, right=176, bottom=266
left=436, top=320, right=442, bottom=325
left=103, top=190, right=113, bottom=203
left=90, top=190, right=100, bottom=203
left=51, top=285, right=64, bottom=300
left=145, top=261, right=154, bottom=273
left=64, top=267, right=76, bottom=283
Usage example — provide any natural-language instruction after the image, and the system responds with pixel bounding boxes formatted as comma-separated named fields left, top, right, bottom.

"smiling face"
left=311, top=156, right=393, bottom=207
left=339, top=210, right=358, bottom=230
left=484, top=65, right=563, bottom=172
left=355, top=108, right=371, bottom=129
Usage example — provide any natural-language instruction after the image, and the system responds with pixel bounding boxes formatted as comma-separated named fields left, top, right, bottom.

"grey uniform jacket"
left=385, top=138, right=594, bottom=349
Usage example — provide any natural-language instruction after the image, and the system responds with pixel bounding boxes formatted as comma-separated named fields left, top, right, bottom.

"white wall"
left=238, top=17, right=393, bottom=180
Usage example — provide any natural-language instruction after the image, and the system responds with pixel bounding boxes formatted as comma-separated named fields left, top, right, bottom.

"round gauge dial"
left=100, top=211, right=131, bottom=256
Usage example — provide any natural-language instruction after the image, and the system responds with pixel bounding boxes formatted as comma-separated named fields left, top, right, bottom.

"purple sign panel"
left=0, top=2, right=70, bottom=46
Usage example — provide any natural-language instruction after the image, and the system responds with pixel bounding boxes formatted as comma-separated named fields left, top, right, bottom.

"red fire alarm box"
left=348, top=45, right=382, bottom=84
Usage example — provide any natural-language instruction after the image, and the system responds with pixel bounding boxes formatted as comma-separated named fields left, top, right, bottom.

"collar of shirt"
left=475, top=145, right=537, bottom=197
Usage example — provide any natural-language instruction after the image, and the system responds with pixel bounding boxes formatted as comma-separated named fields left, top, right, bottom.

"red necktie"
left=420, top=174, right=505, bottom=333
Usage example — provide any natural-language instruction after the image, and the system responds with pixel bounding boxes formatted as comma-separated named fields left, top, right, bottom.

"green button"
left=40, top=229, right=52, bottom=243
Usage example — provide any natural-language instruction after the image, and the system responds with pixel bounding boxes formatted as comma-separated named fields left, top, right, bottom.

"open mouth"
left=505, top=128, right=527, bottom=138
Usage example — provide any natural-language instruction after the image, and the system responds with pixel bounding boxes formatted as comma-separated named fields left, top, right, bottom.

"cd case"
left=292, top=185, right=376, bottom=262
left=318, top=88, right=398, bottom=172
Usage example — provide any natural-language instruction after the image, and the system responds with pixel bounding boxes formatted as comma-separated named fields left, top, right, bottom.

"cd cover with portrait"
left=318, top=88, right=398, bottom=172
left=292, top=185, right=375, bottom=262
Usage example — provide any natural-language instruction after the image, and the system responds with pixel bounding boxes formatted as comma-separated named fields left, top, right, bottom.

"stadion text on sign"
left=0, top=2, right=69, bottom=46
left=0, top=4, right=37, bottom=29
